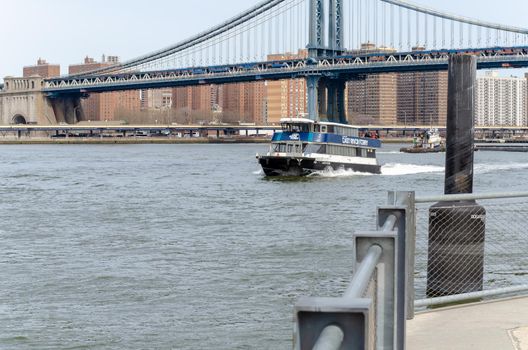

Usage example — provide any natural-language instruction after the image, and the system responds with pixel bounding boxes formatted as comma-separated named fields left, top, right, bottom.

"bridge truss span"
left=45, top=46, right=528, bottom=94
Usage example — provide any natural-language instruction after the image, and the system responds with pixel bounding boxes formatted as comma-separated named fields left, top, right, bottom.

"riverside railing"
left=293, top=191, right=416, bottom=350
left=413, top=191, right=528, bottom=308
left=293, top=190, right=528, bottom=349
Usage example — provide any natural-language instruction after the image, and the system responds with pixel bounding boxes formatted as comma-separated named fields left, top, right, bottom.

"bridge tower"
left=307, top=0, right=346, bottom=124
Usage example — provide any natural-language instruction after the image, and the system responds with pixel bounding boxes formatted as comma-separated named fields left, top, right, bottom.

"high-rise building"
left=266, top=78, right=306, bottom=124
left=222, top=83, right=250, bottom=122
left=347, top=71, right=448, bottom=126
left=397, top=71, right=448, bottom=126
left=475, top=71, right=527, bottom=127
left=222, top=84, right=243, bottom=122
left=69, top=56, right=140, bottom=121
left=266, top=51, right=308, bottom=124
left=347, top=74, right=398, bottom=125
left=23, top=58, right=60, bottom=78
left=346, top=44, right=448, bottom=126
left=248, top=82, right=268, bottom=125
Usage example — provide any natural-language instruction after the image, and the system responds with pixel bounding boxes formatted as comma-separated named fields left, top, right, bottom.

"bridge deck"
left=407, top=295, right=528, bottom=350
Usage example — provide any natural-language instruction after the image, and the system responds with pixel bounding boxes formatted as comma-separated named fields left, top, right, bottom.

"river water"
left=1, top=143, right=527, bottom=349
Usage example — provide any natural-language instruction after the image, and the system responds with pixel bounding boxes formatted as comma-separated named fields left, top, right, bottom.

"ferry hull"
left=258, top=156, right=381, bottom=176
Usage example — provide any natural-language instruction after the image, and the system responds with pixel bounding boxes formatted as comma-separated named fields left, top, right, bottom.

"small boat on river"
left=401, top=129, right=445, bottom=153
left=257, top=118, right=382, bottom=176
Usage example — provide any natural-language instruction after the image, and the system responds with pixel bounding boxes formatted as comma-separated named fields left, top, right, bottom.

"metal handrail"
left=310, top=211, right=400, bottom=350
left=415, top=192, right=528, bottom=203
left=312, top=245, right=383, bottom=349
left=313, top=326, right=345, bottom=350
left=344, top=245, right=383, bottom=299
left=294, top=191, right=413, bottom=350
left=297, top=190, right=528, bottom=349
left=415, top=285, right=528, bottom=308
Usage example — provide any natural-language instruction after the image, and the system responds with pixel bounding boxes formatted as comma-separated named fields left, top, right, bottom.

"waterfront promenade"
left=408, top=296, right=528, bottom=350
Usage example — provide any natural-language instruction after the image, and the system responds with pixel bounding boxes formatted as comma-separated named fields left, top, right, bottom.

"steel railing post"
left=387, top=191, right=416, bottom=320
left=294, top=191, right=414, bottom=350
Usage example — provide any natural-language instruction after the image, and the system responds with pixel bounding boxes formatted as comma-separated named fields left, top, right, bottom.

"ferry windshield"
left=281, top=123, right=311, bottom=133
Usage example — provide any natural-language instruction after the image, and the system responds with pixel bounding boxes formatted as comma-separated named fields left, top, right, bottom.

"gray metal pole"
left=416, top=284, right=528, bottom=308
left=295, top=193, right=412, bottom=350
left=312, top=326, right=345, bottom=350
left=344, top=245, right=383, bottom=299
left=312, top=244, right=382, bottom=350
left=381, top=214, right=398, bottom=232
left=415, top=191, right=528, bottom=203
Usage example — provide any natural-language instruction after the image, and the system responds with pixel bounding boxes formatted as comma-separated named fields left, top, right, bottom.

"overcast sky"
left=1, top=0, right=527, bottom=81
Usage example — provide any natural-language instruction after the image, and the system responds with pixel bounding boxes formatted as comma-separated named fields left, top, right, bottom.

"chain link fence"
left=414, top=197, right=528, bottom=301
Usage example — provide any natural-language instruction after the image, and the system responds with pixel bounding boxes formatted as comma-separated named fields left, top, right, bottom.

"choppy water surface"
left=1, top=144, right=527, bottom=349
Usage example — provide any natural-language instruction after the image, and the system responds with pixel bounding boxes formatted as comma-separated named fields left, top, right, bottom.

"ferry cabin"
left=269, top=118, right=380, bottom=163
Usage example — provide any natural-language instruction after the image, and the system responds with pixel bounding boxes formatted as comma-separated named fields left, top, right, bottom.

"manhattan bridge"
left=37, top=0, right=528, bottom=123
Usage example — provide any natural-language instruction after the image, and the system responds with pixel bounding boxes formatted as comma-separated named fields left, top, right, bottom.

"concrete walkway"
left=407, top=296, right=528, bottom=350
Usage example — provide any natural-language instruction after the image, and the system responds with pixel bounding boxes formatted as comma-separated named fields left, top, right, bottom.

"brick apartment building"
left=397, top=71, right=448, bottom=126
left=347, top=71, right=448, bottom=126
left=347, top=73, right=398, bottom=125
left=266, top=51, right=308, bottom=124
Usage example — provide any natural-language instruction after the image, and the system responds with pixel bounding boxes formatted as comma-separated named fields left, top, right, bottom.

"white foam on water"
left=475, top=162, right=528, bottom=174
left=381, top=163, right=445, bottom=176
left=253, top=169, right=264, bottom=175
left=310, top=162, right=528, bottom=178
left=377, top=151, right=402, bottom=154
left=309, top=163, right=445, bottom=178
left=308, top=168, right=374, bottom=178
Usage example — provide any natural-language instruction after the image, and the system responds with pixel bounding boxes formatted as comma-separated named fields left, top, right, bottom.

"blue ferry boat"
left=257, top=118, right=382, bottom=176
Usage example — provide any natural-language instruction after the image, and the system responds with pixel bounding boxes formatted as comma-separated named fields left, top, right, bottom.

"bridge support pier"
left=307, top=76, right=347, bottom=123
left=50, top=95, right=86, bottom=124
left=307, top=76, right=321, bottom=121
left=317, top=79, right=327, bottom=120
left=324, top=78, right=347, bottom=124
